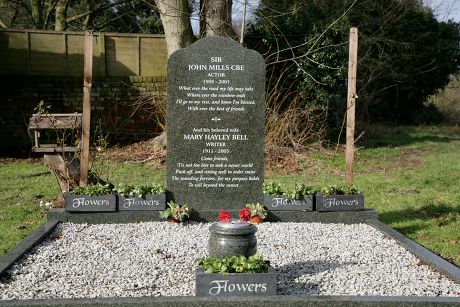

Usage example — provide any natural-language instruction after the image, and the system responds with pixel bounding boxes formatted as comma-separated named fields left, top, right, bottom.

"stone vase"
left=208, top=221, right=257, bottom=258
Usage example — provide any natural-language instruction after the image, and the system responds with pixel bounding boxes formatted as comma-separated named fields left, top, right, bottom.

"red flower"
left=218, top=210, right=232, bottom=223
left=239, top=208, right=251, bottom=222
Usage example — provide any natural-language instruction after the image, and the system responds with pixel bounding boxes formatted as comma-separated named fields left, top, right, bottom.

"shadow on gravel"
left=276, top=260, right=351, bottom=295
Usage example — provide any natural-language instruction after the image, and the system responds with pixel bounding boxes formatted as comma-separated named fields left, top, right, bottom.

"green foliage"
left=0, top=161, right=59, bottom=256
left=284, top=183, right=317, bottom=199
left=198, top=254, right=268, bottom=274
left=263, top=182, right=283, bottom=196
left=245, top=203, right=268, bottom=219
left=159, top=201, right=190, bottom=222
left=113, top=183, right=166, bottom=197
left=70, top=184, right=113, bottom=196
left=264, top=182, right=316, bottom=198
left=320, top=184, right=360, bottom=195
left=247, top=0, right=460, bottom=125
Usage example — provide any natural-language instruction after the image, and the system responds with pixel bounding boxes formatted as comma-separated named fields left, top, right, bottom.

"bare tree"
left=200, top=0, right=236, bottom=37
left=154, top=0, right=196, bottom=56
left=55, top=0, right=69, bottom=31
left=0, top=0, right=152, bottom=31
left=154, top=0, right=237, bottom=56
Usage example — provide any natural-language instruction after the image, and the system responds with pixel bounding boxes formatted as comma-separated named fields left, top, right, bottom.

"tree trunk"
left=55, top=0, right=69, bottom=31
left=150, top=0, right=235, bottom=148
left=31, top=0, right=44, bottom=29
left=82, top=0, right=95, bottom=30
left=154, top=0, right=195, bottom=57
left=200, top=0, right=235, bottom=38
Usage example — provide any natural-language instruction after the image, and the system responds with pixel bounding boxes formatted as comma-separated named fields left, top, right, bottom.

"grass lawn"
left=0, top=160, right=58, bottom=255
left=0, top=125, right=459, bottom=267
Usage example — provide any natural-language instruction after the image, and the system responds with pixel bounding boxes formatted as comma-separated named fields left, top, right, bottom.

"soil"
left=101, top=140, right=311, bottom=174
left=395, top=147, right=428, bottom=169
left=0, top=157, right=42, bottom=164
left=103, top=139, right=167, bottom=165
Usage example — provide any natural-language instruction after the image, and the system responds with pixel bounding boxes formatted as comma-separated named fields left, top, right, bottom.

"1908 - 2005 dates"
left=203, top=79, right=230, bottom=84
left=203, top=149, right=230, bottom=154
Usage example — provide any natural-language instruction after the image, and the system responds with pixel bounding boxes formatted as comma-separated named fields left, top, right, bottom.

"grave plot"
left=1, top=36, right=460, bottom=307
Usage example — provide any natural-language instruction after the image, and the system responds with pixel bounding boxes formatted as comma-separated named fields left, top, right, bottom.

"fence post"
left=345, top=27, right=358, bottom=186
left=137, top=35, right=141, bottom=76
left=26, top=31, right=31, bottom=74
left=63, top=32, right=68, bottom=75
left=79, top=31, right=93, bottom=186
left=99, top=33, right=106, bottom=76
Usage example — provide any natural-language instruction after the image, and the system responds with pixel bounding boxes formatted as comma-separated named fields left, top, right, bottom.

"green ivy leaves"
left=198, top=254, right=268, bottom=274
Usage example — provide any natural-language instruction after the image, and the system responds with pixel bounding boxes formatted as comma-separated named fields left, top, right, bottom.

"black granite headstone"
left=167, top=37, right=265, bottom=210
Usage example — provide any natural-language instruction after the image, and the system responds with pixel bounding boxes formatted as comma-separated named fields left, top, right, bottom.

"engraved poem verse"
left=167, top=37, right=265, bottom=210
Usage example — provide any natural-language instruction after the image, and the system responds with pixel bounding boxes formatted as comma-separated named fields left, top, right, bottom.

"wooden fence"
left=0, top=29, right=167, bottom=77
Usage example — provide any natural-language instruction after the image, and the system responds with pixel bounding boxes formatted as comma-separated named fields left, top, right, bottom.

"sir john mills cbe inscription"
left=167, top=37, right=265, bottom=210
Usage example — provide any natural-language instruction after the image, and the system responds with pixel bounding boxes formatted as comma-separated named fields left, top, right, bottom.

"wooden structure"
left=0, top=29, right=167, bottom=77
left=28, top=113, right=82, bottom=193
left=28, top=113, right=82, bottom=153
left=79, top=31, right=93, bottom=186
left=345, top=27, right=358, bottom=186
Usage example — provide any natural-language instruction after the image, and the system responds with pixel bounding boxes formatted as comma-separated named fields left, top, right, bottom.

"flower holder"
left=117, top=193, right=166, bottom=211
left=64, top=193, right=116, bottom=212
left=315, top=194, right=364, bottom=212
left=264, top=195, right=314, bottom=211
left=195, top=266, right=276, bottom=297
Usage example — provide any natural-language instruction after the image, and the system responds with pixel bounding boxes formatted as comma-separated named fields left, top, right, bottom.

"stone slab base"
left=47, top=208, right=378, bottom=224
left=1, top=295, right=459, bottom=306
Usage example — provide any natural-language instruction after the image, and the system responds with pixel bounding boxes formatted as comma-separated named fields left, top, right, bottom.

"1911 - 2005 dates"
left=203, top=148, right=230, bottom=154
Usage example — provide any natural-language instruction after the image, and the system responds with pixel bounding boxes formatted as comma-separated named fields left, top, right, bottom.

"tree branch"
left=0, top=18, right=8, bottom=28
left=66, top=0, right=134, bottom=24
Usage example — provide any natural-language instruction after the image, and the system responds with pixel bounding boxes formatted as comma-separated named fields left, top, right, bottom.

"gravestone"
left=167, top=37, right=265, bottom=210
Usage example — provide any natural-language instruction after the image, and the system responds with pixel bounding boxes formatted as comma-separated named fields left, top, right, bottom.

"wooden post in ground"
left=240, top=0, right=247, bottom=44
left=345, top=27, right=358, bottom=186
left=79, top=31, right=93, bottom=186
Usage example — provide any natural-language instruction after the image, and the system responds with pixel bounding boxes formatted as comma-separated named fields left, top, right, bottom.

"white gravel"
left=1, top=222, right=459, bottom=300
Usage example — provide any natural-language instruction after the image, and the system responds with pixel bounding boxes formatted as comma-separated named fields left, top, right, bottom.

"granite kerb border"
left=1, top=294, right=460, bottom=306
left=0, top=219, right=59, bottom=277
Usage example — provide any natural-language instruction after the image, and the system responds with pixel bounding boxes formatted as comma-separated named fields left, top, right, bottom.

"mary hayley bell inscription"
left=167, top=37, right=265, bottom=210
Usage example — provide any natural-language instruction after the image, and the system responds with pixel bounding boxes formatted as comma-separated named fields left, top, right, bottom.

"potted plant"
left=245, top=203, right=267, bottom=224
left=263, top=182, right=315, bottom=211
left=65, top=183, right=116, bottom=212
left=113, top=183, right=166, bottom=211
left=316, top=184, right=364, bottom=212
left=159, top=201, right=190, bottom=223
left=195, top=254, right=276, bottom=297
